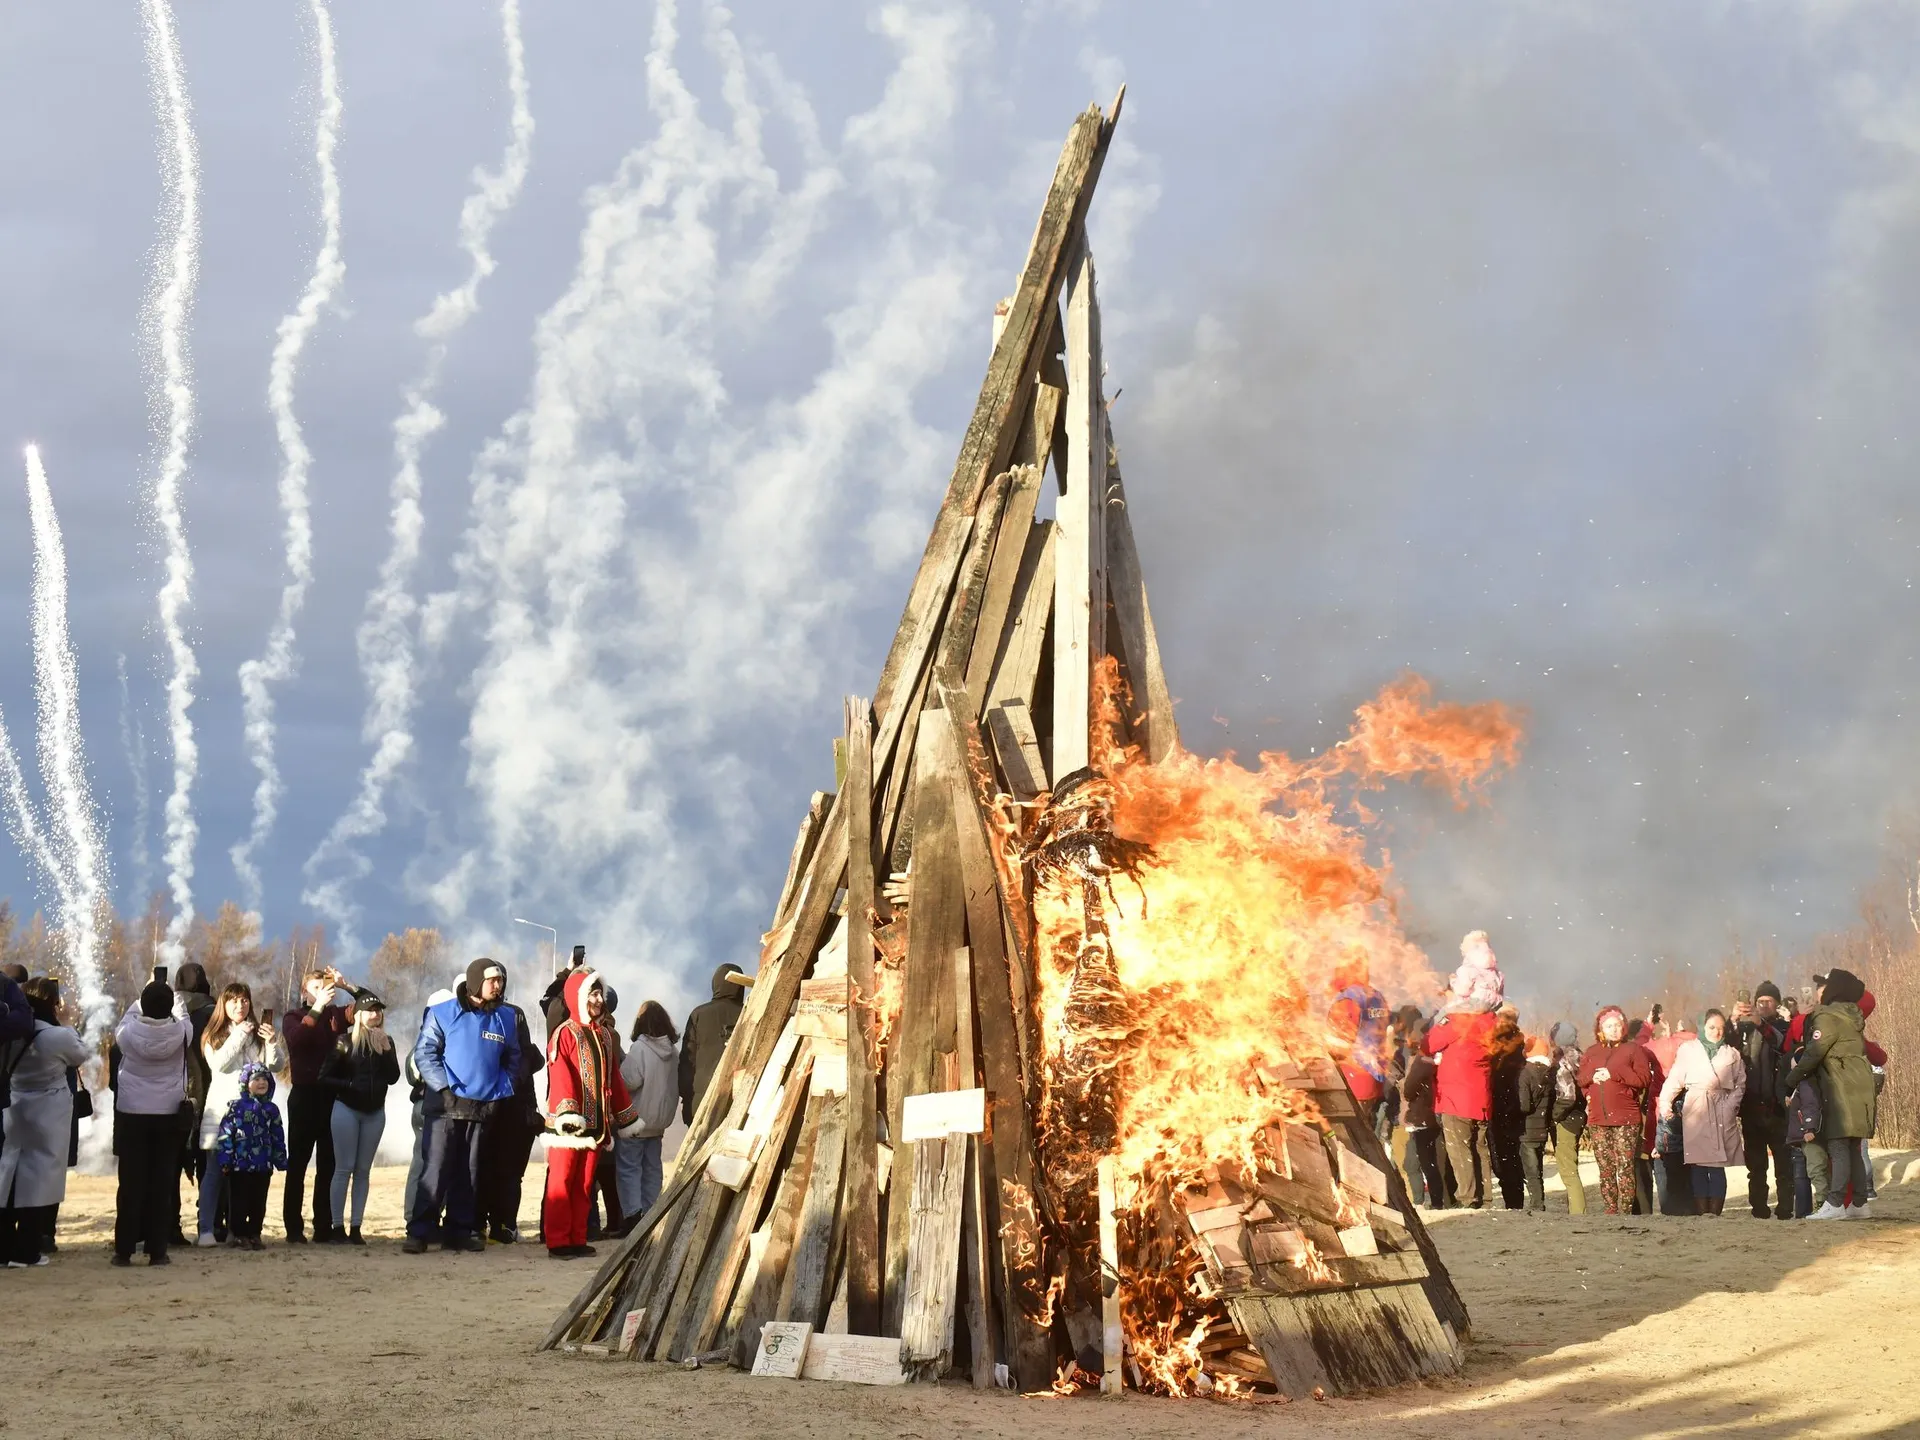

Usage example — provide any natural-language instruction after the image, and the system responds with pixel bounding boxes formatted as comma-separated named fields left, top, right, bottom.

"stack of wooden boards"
left=543, top=92, right=1470, bottom=1399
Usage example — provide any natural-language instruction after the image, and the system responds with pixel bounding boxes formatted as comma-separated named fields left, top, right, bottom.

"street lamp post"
left=512, top=917, right=559, bottom=976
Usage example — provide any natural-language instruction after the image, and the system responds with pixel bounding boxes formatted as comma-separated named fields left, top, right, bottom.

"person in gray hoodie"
left=616, top=1001, right=681, bottom=1219
left=111, top=980, right=194, bottom=1266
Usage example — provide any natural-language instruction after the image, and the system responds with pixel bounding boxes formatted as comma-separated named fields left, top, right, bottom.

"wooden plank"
left=542, top=1097, right=741, bottom=1349
left=844, top=695, right=879, bottom=1336
left=959, top=1135, right=994, bottom=1388
left=1096, top=1156, right=1123, bottom=1394
left=961, top=464, right=1045, bottom=719
left=669, top=1183, right=751, bottom=1359
left=649, top=1164, right=739, bottom=1360
left=1212, top=1248, right=1428, bottom=1298
left=782, top=1095, right=849, bottom=1330
left=883, top=712, right=967, bottom=1335
left=1053, top=235, right=1107, bottom=778
left=1226, top=1294, right=1333, bottom=1400
left=688, top=1053, right=816, bottom=1355
left=775, top=792, right=833, bottom=925
left=1331, top=1109, right=1470, bottom=1337
left=985, top=522, right=1056, bottom=712
left=1102, top=460, right=1178, bottom=763
left=986, top=700, right=1048, bottom=801
left=800, top=1332, right=907, bottom=1386
left=868, top=101, right=1117, bottom=730
left=731, top=1091, right=830, bottom=1368
left=933, top=472, right=1013, bottom=694
left=900, top=1134, right=968, bottom=1381
left=934, top=691, right=1054, bottom=1391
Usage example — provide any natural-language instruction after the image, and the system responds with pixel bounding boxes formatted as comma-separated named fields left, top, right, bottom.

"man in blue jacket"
left=405, top=957, right=521, bottom=1253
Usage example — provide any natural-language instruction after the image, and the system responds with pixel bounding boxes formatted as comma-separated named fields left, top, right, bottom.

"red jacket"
left=1577, top=1040, right=1654, bottom=1127
left=1424, top=1010, right=1497, bottom=1121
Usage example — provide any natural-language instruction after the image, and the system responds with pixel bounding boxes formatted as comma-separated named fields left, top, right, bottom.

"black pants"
left=284, top=1084, right=335, bottom=1236
left=477, top=1109, right=537, bottom=1237
left=1519, top=1140, right=1548, bottom=1211
left=228, top=1171, right=270, bottom=1240
left=410, top=1113, right=486, bottom=1243
left=0, top=1200, right=53, bottom=1265
left=116, top=1110, right=187, bottom=1261
left=1742, top=1114, right=1792, bottom=1218
left=1409, top=1128, right=1447, bottom=1207
left=1492, top=1121, right=1526, bottom=1209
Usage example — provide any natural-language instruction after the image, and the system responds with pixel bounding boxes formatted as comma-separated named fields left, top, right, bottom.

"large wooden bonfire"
left=544, top=94, right=1471, bottom=1398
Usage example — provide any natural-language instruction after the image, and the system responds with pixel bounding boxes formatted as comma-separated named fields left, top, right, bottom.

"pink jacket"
left=1656, top=1039, right=1746, bottom=1167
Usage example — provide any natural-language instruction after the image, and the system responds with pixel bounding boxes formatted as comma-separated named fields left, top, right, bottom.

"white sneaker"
left=1807, top=1202, right=1849, bottom=1221
left=195, top=1233, right=219, bottom=1248
left=1846, top=1201, right=1875, bottom=1220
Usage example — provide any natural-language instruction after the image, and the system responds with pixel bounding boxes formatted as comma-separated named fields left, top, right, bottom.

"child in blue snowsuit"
left=214, top=1062, right=288, bottom=1248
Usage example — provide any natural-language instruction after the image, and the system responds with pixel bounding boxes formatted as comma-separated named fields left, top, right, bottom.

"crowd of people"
left=1330, top=932, right=1891, bottom=1221
left=0, top=945, right=747, bottom=1267
left=0, top=926, right=1895, bottom=1271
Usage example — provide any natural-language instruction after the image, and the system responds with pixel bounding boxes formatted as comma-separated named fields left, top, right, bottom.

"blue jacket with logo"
left=415, top=985, right=521, bottom=1115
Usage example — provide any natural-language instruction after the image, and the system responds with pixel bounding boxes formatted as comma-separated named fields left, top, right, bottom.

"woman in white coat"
left=195, top=982, right=284, bottom=1245
left=0, top=977, right=91, bottom=1266
left=1656, top=1007, right=1747, bottom=1216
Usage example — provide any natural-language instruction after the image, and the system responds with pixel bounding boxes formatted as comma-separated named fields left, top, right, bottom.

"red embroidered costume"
left=542, top=970, right=638, bottom=1254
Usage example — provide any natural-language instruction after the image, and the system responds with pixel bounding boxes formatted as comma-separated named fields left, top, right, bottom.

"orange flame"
left=1028, top=659, right=1521, bottom=1396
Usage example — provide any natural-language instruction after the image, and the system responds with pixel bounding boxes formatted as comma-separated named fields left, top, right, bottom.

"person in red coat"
left=1577, top=1007, right=1654, bottom=1215
left=1424, top=1006, right=1499, bottom=1208
left=542, top=971, right=640, bottom=1259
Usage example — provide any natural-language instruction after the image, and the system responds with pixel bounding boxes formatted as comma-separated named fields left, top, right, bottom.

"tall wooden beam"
left=1054, top=236, right=1107, bottom=776
left=1104, top=457, right=1179, bottom=762
left=842, top=697, right=882, bottom=1336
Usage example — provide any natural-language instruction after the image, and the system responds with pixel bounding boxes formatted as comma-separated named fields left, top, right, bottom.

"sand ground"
left=5, top=1149, right=1918, bottom=1439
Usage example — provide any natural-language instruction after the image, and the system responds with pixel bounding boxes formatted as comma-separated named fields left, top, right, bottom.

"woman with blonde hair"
left=318, top=993, right=399, bottom=1244
left=195, top=982, right=283, bottom=1246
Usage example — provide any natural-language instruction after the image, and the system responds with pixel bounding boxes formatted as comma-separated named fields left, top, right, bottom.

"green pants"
left=1554, top=1123, right=1587, bottom=1214
left=1804, top=1138, right=1830, bottom=1207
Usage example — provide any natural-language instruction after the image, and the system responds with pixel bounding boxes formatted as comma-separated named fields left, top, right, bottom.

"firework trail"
left=304, top=0, right=531, bottom=949
left=117, top=655, right=153, bottom=906
left=233, top=0, right=345, bottom=915
left=26, top=446, right=114, bottom=1036
left=140, top=0, right=202, bottom=966
left=0, top=707, right=68, bottom=909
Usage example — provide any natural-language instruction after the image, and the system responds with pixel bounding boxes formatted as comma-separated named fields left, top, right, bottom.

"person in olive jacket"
left=1782, top=968, right=1878, bottom=1220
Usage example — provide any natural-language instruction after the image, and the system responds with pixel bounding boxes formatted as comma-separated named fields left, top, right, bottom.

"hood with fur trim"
left=563, top=968, right=604, bottom=1027
left=239, top=1060, right=277, bottom=1100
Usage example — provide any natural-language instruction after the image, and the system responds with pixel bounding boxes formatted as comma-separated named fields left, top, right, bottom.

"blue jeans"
left=328, top=1102, right=386, bottom=1231
left=409, top=1113, right=485, bottom=1242
left=1790, top=1143, right=1813, bottom=1218
left=615, top=1133, right=663, bottom=1219
left=1690, top=1164, right=1727, bottom=1200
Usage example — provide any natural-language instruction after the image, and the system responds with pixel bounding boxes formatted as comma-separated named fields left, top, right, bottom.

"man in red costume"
left=542, top=970, right=641, bottom=1259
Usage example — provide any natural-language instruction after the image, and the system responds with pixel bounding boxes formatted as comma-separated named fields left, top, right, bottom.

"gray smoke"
left=1119, top=2, right=1920, bottom=1014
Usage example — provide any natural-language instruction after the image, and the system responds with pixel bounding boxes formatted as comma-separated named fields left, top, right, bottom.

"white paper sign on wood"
left=751, top=1321, right=814, bottom=1378
left=812, top=1050, right=848, bottom=1096
left=899, top=1088, right=986, bottom=1142
left=800, top=1332, right=907, bottom=1386
left=618, top=1307, right=648, bottom=1356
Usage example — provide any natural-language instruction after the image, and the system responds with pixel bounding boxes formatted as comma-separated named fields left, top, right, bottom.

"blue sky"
left=4, top=1, right=1920, bottom=1021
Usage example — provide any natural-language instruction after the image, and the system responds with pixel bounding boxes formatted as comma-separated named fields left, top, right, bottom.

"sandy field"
left=5, top=1149, right=1918, bottom=1440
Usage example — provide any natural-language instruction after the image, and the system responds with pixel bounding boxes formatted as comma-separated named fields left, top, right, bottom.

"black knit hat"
left=1755, top=980, right=1781, bottom=1002
left=140, top=979, right=174, bottom=1019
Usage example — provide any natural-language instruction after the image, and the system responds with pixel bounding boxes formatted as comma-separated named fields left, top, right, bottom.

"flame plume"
left=1023, top=659, right=1520, bottom=1394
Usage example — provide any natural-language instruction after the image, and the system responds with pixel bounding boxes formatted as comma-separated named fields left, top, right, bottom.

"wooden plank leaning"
left=899, top=1133, right=968, bottom=1381
left=1054, top=233, right=1108, bottom=779
left=842, top=697, right=883, bottom=1337
left=933, top=685, right=1055, bottom=1391
left=730, top=1090, right=830, bottom=1368
left=1102, top=454, right=1178, bottom=762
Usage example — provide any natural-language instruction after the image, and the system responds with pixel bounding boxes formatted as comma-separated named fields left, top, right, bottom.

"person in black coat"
left=1398, top=1022, right=1452, bottom=1208
left=476, top=983, right=544, bottom=1244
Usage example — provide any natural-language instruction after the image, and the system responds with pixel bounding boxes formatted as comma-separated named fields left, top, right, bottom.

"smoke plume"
left=233, top=0, right=345, bottom=916
left=116, top=655, right=153, bottom=908
left=303, top=0, right=532, bottom=957
left=139, top=0, right=202, bottom=967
